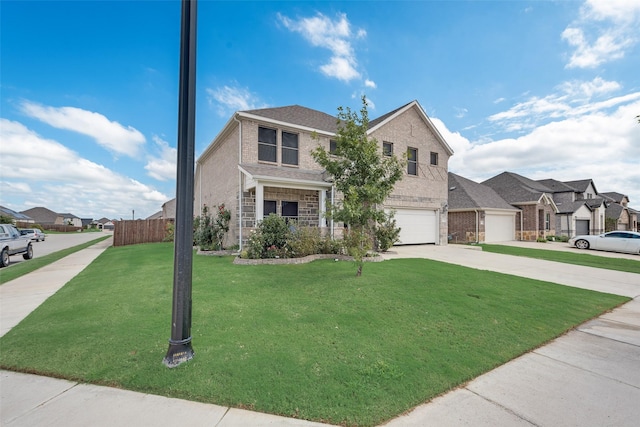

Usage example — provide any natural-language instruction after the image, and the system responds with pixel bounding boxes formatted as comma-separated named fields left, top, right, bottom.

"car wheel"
left=575, top=239, right=590, bottom=250
left=1, top=248, right=9, bottom=267
left=23, top=244, right=33, bottom=260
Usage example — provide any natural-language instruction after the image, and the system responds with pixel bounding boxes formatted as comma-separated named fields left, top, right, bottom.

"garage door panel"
left=392, top=209, right=437, bottom=245
left=485, top=214, right=515, bottom=243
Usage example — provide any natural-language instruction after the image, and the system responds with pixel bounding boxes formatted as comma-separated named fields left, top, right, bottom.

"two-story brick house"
left=194, top=100, right=453, bottom=249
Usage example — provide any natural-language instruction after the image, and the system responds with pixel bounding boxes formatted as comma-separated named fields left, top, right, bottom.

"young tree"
left=312, top=96, right=404, bottom=276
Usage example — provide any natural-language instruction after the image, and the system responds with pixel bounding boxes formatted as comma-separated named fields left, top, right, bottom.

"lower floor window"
left=264, top=200, right=277, bottom=216
left=282, top=201, right=298, bottom=219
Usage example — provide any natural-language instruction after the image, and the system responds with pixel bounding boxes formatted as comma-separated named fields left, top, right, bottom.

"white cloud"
left=364, top=79, right=377, bottom=89
left=434, top=97, right=640, bottom=207
left=19, top=101, right=146, bottom=158
left=278, top=12, right=365, bottom=82
left=563, top=0, right=640, bottom=69
left=206, top=85, right=267, bottom=117
left=145, top=135, right=177, bottom=181
left=0, top=119, right=167, bottom=219
left=488, top=77, right=632, bottom=132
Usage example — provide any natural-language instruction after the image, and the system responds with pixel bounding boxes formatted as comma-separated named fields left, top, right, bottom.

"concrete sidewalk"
left=1, top=242, right=639, bottom=426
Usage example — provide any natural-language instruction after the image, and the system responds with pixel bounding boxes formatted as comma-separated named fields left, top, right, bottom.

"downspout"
left=197, top=160, right=202, bottom=216
left=234, top=114, right=243, bottom=250
left=520, top=210, right=524, bottom=241
left=474, top=209, right=479, bottom=244
left=331, top=185, right=335, bottom=238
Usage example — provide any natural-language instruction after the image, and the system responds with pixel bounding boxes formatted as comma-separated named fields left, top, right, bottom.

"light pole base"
left=163, top=337, right=194, bottom=368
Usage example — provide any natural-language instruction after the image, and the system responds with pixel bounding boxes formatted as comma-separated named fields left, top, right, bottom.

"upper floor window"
left=329, top=140, right=338, bottom=154
left=407, top=147, right=418, bottom=176
left=258, top=126, right=277, bottom=162
left=282, top=131, right=299, bottom=165
left=383, top=142, right=393, bottom=156
left=430, top=151, right=438, bottom=166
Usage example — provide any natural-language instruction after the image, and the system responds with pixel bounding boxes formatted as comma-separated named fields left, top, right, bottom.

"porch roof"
left=239, top=163, right=332, bottom=188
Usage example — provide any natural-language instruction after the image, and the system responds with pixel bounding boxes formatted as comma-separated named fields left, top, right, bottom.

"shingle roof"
left=367, top=101, right=413, bottom=129
left=448, top=173, right=519, bottom=211
left=482, top=172, right=552, bottom=204
left=563, top=179, right=595, bottom=193
left=0, top=205, right=33, bottom=221
left=556, top=200, right=591, bottom=214
left=600, top=192, right=626, bottom=203
left=537, top=179, right=575, bottom=193
left=242, top=105, right=339, bottom=133
left=605, top=202, right=624, bottom=219
left=20, top=207, right=59, bottom=224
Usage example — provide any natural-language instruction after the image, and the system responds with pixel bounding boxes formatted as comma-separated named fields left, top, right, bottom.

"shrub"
left=194, top=204, right=231, bottom=250
left=164, top=222, right=175, bottom=242
left=244, top=214, right=291, bottom=259
left=261, top=214, right=291, bottom=249
left=375, top=213, right=401, bottom=252
left=289, top=226, right=322, bottom=257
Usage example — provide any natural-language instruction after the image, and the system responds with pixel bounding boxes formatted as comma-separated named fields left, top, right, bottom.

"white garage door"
left=485, top=213, right=516, bottom=243
left=392, top=209, right=438, bottom=245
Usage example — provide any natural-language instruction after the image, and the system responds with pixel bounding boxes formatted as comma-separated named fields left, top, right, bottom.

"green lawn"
left=0, top=236, right=111, bottom=285
left=0, top=243, right=628, bottom=426
left=481, top=244, right=640, bottom=274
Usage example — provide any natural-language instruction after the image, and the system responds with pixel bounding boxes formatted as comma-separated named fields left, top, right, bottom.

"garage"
left=485, top=212, right=516, bottom=243
left=392, top=209, right=438, bottom=245
left=576, top=219, right=590, bottom=235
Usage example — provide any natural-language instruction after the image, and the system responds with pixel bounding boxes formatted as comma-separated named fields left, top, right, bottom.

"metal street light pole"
left=163, top=0, right=197, bottom=368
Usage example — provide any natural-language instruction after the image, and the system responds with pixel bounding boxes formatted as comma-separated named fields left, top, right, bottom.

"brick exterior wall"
left=517, top=204, right=556, bottom=241
left=448, top=211, right=486, bottom=243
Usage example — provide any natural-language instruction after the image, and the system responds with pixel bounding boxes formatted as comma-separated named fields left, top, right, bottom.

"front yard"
left=0, top=242, right=628, bottom=426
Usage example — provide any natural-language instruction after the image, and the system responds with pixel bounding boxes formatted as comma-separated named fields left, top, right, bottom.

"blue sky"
left=1, top=0, right=639, bottom=220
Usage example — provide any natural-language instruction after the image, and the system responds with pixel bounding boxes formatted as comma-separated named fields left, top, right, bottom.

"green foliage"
left=194, top=204, right=231, bottom=250
left=0, top=214, right=14, bottom=224
left=245, top=214, right=291, bottom=259
left=288, top=225, right=322, bottom=257
left=605, top=217, right=617, bottom=232
left=163, top=222, right=174, bottom=242
left=375, top=212, right=401, bottom=251
left=244, top=219, right=343, bottom=259
left=312, top=96, right=404, bottom=275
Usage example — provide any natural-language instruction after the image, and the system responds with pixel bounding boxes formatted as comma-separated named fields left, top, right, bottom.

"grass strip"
left=481, top=244, right=640, bottom=274
left=0, top=243, right=628, bottom=426
left=0, top=236, right=110, bottom=285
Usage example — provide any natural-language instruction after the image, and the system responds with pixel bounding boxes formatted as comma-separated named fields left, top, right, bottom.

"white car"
left=569, top=231, right=640, bottom=255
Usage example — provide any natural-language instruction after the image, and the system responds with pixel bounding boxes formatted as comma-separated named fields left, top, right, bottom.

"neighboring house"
left=537, top=178, right=606, bottom=236
left=96, top=217, right=115, bottom=230
left=21, top=207, right=59, bottom=225
left=146, top=211, right=163, bottom=220
left=162, top=198, right=176, bottom=220
left=0, top=206, right=33, bottom=223
left=195, top=100, right=454, bottom=249
left=56, top=213, right=83, bottom=227
left=447, top=173, right=520, bottom=243
left=81, top=218, right=94, bottom=228
left=482, top=172, right=557, bottom=241
left=600, top=192, right=637, bottom=232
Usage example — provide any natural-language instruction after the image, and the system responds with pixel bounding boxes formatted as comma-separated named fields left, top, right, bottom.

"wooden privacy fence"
left=113, top=219, right=173, bottom=247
